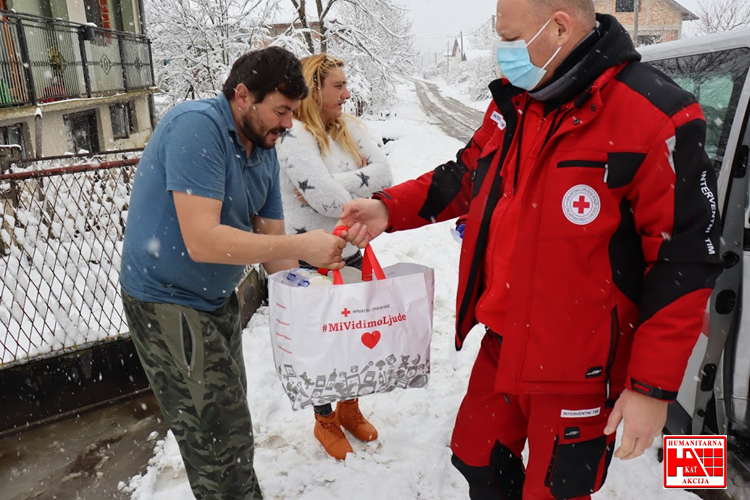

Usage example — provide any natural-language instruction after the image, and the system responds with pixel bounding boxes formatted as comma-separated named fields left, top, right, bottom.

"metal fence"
left=0, top=151, right=141, bottom=367
left=0, top=10, right=154, bottom=107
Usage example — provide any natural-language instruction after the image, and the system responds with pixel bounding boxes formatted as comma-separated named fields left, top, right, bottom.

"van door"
left=647, top=48, right=750, bottom=448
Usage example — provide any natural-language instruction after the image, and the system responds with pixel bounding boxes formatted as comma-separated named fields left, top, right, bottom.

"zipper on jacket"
left=605, top=305, right=620, bottom=400
left=512, top=99, right=533, bottom=194
left=180, top=312, right=196, bottom=378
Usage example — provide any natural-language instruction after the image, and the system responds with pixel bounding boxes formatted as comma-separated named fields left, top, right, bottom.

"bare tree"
left=281, top=0, right=415, bottom=112
left=287, top=0, right=317, bottom=53
left=146, top=0, right=413, bottom=114
left=330, top=0, right=414, bottom=110
left=287, top=0, right=339, bottom=53
left=694, top=0, right=750, bottom=35
left=146, top=0, right=279, bottom=115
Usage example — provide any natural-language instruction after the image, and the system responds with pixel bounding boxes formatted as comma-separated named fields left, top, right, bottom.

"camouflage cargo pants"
left=122, top=290, right=262, bottom=499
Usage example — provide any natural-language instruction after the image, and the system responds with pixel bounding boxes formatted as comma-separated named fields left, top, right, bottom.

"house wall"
left=11, top=0, right=140, bottom=34
left=65, top=0, right=89, bottom=25
left=0, top=92, right=151, bottom=156
left=594, top=0, right=685, bottom=42
left=8, top=0, right=54, bottom=18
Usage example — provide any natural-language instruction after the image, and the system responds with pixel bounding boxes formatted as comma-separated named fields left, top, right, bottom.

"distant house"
left=266, top=20, right=323, bottom=41
left=264, top=19, right=346, bottom=50
left=595, top=0, right=698, bottom=44
left=444, top=38, right=466, bottom=64
left=0, top=0, right=156, bottom=158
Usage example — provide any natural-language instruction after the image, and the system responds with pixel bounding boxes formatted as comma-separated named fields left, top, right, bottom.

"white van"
left=639, top=28, right=750, bottom=475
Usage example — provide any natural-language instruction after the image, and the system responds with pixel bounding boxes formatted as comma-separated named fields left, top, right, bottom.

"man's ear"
left=551, top=11, right=573, bottom=46
left=235, top=83, right=257, bottom=109
left=235, top=83, right=248, bottom=109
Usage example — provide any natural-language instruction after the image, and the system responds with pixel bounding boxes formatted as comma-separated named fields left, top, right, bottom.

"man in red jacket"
left=340, top=0, right=723, bottom=498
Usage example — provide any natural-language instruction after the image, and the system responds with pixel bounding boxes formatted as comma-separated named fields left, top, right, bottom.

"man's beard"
left=240, top=108, right=286, bottom=150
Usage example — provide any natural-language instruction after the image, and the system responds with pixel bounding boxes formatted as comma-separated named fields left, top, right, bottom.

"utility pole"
left=446, top=40, right=450, bottom=77
left=633, top=0, right=641, bottom=45
left=460, top=31, right=464, bottom=61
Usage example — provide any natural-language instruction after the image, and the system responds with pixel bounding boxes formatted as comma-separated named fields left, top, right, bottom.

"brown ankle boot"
left=336, top=399, right=378, bottom=442
left=314, top=411, right=353, bottom=460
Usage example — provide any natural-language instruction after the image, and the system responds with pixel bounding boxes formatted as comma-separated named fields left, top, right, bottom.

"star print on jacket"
left=298, top=179, right=315, bottom=192
left=356, top=172, right=370, bottom=187
left=279, top=130, right=296, bottom=144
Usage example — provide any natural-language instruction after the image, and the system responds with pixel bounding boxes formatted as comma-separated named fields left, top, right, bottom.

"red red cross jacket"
left=374, top=16, right=723, bottom=400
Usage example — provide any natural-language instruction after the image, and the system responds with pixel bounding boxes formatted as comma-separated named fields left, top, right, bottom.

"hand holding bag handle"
left=319, top=225, right=386, bottom=284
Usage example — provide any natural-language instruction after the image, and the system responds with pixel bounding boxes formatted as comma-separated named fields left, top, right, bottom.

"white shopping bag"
left=268, top=247, right=434, bottom=410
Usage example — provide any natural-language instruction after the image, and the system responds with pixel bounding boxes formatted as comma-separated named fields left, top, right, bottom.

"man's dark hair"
left=222, top=46, right=308, bottom=103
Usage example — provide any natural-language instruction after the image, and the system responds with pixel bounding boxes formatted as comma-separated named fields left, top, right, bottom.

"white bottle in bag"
left=283, top=269, right=334, bottom=288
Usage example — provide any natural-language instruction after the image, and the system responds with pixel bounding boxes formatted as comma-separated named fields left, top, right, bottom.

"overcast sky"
left=408, top=0, right=714, bottom=53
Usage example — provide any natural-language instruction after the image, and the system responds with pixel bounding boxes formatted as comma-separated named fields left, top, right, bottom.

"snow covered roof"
left=638, top=26, right=750, bottom=61
left=444, top=39, right=460, bottom=57
left=662, top=0, right=699, bottom=21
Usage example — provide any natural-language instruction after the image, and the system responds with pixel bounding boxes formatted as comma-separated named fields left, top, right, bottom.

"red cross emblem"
left=563, top=185, right=600, bottom=225
left=341, top=308, right=351, bottom=317
left=573, top=195, right=591, bottom=214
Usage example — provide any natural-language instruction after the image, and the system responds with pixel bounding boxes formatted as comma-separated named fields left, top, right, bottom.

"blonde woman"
left=276, top=54, right=393, bottom=460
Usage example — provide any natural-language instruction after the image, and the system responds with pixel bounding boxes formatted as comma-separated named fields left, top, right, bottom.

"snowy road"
left=413, top=79, right=484, bottom=143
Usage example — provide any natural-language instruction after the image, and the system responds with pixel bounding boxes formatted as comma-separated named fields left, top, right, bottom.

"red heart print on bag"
left=361, top=331, right=381, bottom=349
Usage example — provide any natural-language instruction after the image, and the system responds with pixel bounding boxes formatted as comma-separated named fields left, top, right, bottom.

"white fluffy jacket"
left=277, top=116, right=393, bottom=257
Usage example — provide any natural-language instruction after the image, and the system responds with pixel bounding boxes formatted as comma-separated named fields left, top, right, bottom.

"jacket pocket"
left=557, top=160, right=608, bottom=169
left=545, top=421, right=614, bottom=499
left=558, top=153, right=647, bottom=189
left=557, top=160, right=609, bottom=183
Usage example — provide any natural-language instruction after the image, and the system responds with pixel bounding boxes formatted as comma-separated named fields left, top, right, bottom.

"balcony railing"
left=0, top=10, right=154, bottom=107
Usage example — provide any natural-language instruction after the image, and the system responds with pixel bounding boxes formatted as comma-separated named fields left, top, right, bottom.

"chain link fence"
left=0, top=151, right=140, bottom=368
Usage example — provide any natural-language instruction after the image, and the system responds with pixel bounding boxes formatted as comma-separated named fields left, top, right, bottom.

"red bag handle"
left=318, top=226, right=386, bottom=285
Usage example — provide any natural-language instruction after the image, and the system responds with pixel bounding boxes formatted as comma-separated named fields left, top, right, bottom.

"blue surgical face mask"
left=496, top=19, right=562, bottom=91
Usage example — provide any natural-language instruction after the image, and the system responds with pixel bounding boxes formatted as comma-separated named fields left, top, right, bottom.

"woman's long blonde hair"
left=295, top=54, right=362, bottom=167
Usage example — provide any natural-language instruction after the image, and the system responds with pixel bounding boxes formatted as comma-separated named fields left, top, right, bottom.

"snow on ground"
left=124, top=82, right=707, bottom=499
